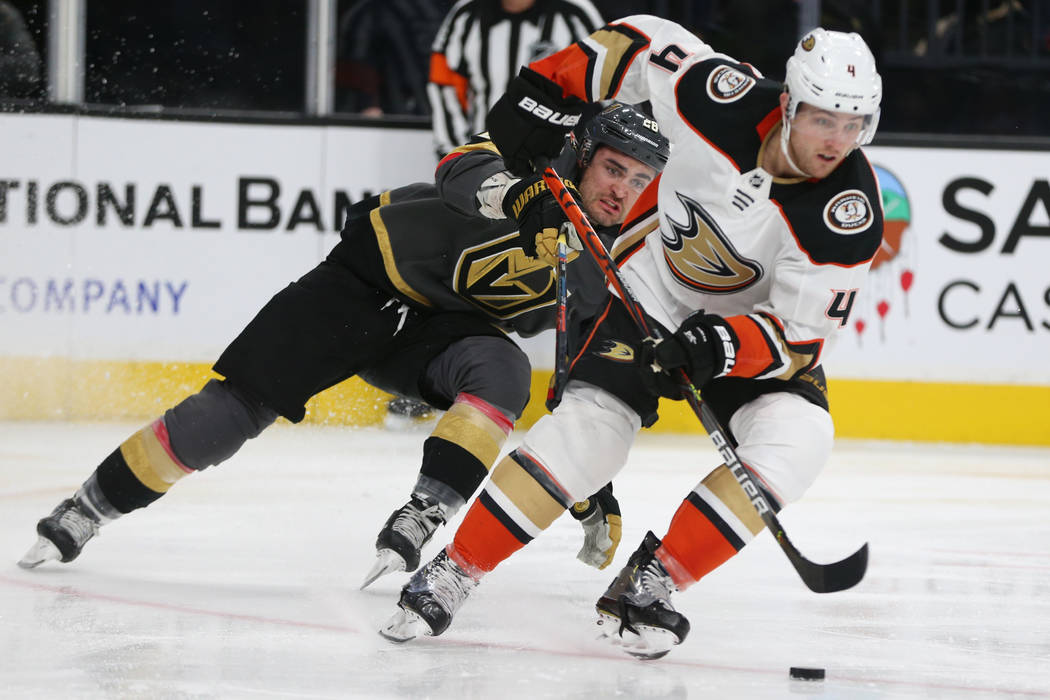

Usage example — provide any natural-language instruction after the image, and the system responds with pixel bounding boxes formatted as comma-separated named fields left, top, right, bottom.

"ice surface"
left=2, top=421, right=1048, bottom=699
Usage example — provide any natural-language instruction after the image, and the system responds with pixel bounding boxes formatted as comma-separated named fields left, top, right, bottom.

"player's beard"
left=785, top=126, right=852, bottom=179
left=580, top=190, right=623, bottom=228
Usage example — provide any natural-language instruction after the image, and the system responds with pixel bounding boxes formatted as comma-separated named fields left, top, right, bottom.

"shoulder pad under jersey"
left=675, top=58, right=784, bottom=170
left=771, top=150, right=884, bottom=266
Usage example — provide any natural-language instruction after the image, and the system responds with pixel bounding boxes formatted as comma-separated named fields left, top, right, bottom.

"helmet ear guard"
left=783, top=28, right=882, bottom=146
left=573, top=103, right=670, bottom=173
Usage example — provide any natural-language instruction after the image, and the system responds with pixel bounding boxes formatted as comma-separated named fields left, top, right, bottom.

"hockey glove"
left=502, top=174, right=582, bottom=266
left=486, top=67, right=586, bottom=177
left=641, top=311, right=738, bottom=398
left=533, top=224, right=583, bottom=267
left=570, top=483, right=622, bottom=570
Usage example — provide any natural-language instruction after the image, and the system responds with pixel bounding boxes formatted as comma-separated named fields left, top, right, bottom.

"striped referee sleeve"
left=428, top=0, right=602, bottom=159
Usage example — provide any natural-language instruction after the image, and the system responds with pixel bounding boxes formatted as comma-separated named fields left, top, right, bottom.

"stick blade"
left=787, top=541, right=869, bottom=594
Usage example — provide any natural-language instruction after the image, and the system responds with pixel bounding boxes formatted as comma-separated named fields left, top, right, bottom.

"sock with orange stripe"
left=654, top=465, right=775, bottom=590
left=446, top=448, right=574, bottom=579
left=655, top=493, right=746, bottom=590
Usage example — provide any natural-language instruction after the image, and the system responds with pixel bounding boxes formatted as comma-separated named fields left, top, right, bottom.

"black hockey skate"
left=18, top=498, right=101, bottom=569
left=384, top=396, right=435, bottom=430
left=361, top=495, right=448, bottom=588
left=387, top=396, right=433, bottom=419
left=595, top=531, right=690, bottom=660
left=379, top=549, right=477, bottom=642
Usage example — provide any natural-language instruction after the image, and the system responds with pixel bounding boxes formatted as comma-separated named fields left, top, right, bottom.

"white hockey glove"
left=476, top=171, right=520, bottom=219
left=570, top=483, right=621, bottom=570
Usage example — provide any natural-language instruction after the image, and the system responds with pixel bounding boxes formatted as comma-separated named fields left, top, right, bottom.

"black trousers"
left=214, top=257, right=508, bottom=423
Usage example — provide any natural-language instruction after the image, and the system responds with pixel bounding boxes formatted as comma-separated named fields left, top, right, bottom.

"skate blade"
left=379, top=606, right=432, bottom=643
left=360, top=549, right=408, bottom=589
left=17, top=537, right=61, bottom=569
left=596, top=611, right=677, bottom=660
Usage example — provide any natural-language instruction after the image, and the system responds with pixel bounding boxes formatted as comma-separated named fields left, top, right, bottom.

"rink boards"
left=1, top=112, right=1047, bottom=445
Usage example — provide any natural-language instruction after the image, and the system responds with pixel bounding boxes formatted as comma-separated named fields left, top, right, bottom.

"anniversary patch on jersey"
left=823, top=189, right=875, bottom=235
left=454, top=234, right=556, bottom=319
left=661, top=192, right=763, bottom=294
left=706, top=64, right=756, bottom=103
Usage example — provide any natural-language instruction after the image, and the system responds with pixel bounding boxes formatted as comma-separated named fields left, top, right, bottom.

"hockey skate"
left=379, top=549, right=477, bottom=642
left=18, top=498, right=101, bottom=569
left=361, top=495, right=448, bottom=588
left=595, top=531, right=690, bottom=660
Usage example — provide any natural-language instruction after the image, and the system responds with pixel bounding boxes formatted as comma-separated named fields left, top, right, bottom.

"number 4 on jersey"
left=827, top=289, right=858, bottom=327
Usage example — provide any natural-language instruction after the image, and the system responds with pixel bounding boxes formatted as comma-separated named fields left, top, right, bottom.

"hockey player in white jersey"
left=382, top=17, right=884, bottom=660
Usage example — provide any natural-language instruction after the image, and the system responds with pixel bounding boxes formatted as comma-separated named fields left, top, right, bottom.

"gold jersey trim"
left=370, top=193, right=433, bottom=308
left=591, top=28, right=644, bottom=99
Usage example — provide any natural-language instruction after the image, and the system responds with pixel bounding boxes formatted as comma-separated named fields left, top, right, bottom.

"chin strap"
left=778, top=117, right=811, bottom=178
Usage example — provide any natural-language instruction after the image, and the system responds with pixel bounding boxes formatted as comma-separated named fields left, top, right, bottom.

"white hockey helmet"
left=783, top=28, right=882, bottom=146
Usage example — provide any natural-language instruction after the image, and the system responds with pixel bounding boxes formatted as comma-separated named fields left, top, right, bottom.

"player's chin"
left=809, top=155, right=841, bottom=177
left=587, top=210, right=618, bottom=228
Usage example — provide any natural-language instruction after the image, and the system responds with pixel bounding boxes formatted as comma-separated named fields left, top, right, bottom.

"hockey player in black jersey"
left=18, top=104, right=670, bottom=590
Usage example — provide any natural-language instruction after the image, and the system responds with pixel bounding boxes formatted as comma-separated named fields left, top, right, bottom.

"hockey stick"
left=546, top=225, right=572, bottom=410
left=538, top=162, right=868, bottom=594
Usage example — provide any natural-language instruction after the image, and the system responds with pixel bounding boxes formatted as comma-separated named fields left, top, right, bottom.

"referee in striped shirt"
left=428, top=0, right=603, bottom=159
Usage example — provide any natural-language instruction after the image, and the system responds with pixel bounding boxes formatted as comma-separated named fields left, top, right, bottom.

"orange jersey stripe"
left=724, top=314, right=777, bottom=378
left=531, top=44, right=592, bottom=100
left=755, top=105, right=781, bottom=140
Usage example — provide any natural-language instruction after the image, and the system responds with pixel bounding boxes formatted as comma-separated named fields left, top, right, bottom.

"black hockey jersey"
left=337, top=142, right=612, bottom=338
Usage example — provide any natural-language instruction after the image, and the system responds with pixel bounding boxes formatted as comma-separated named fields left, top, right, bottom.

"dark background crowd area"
left=3, top=0, right=1049, bottom=137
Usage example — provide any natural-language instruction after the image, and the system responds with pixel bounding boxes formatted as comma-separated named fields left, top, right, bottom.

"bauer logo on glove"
left=516, top=96, right=581, bottom=127
left=486, top=67, right=586, bottom=176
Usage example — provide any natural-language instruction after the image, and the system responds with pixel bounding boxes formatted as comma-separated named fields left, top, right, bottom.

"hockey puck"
left=789, top=667, right=825, bottom=681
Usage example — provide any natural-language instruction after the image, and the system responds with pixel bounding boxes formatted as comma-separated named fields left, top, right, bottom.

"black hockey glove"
left=570, top=483, right=622, bottom=570
left=502, top=174, right=581, bottom=265
left=641, top=311, right=738, bottom=399
left=486, top=67, right=586, bottom=177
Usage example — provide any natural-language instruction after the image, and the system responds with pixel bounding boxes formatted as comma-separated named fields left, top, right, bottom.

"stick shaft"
left=547, top=226, right=571, bottom=409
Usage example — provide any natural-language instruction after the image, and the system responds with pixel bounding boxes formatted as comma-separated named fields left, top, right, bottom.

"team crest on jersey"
left=595, top=340, right=635, bottom=363
left=706, top=65, right=755, bottom=103
left=823, top=189, right=875, bottom=234
left=661, top=192, right=763, bottom=294
left=454, top=234, right=555, bottom=318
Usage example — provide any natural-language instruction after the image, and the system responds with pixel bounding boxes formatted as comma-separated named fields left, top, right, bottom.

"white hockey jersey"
left=530, top=15, right=884, bottom=382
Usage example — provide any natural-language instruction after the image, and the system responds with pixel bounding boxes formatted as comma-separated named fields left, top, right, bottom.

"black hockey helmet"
left=574, top=103, right=670, bottom=173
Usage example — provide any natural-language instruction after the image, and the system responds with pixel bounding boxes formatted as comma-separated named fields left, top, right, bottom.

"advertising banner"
left=824, top=145, right=1050, bottom=386
left=1, top=113, right=1046, bottom=441
left=0, top=113, right=435, bottom=362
